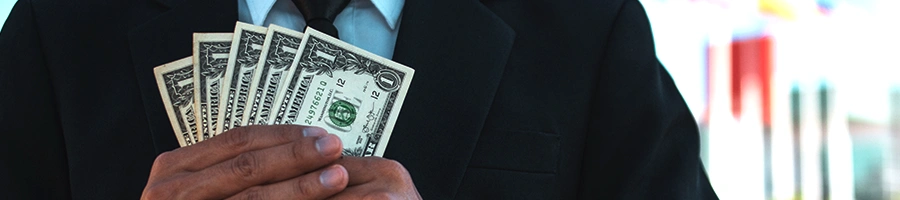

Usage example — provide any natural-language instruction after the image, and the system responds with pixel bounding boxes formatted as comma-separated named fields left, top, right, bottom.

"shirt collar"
left=245, top=0, right=405, bottom=30
left=247, top=0, right=277, bottom=26
left=371, top=0, right=404, bottom=30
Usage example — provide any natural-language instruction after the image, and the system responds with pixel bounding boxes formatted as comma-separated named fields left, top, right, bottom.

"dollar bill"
left=272, top=28, right=414, bottom=156
left=192, top=33, right=232, bottom=140
left=154, top=57, right=199, bottom=147
left=243, top=25, right=304, bottom=126
left=216, top=22, right=267, bottom=134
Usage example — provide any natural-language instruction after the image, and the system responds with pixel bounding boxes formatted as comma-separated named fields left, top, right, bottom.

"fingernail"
left=315, top=134, right=341, bottom=156
left=319, top=165, right=346, bottom=188
left=303, top=127, right=326, bottom=137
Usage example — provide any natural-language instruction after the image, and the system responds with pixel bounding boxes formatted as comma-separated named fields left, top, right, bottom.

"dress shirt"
left=238, top=0, right=404, bottom=59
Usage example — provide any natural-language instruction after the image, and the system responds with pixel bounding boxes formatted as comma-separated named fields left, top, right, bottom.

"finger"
left=326, top=186, right=400, bottom=200
left=328, top=158, right=422, bottom=200
left=181, top=133, right=344, bottom=199
left=226, top=165, right=349, bottom=200
left=334, top=156, right=398, bottom=186
left=159, top=125, right=328, bottom=172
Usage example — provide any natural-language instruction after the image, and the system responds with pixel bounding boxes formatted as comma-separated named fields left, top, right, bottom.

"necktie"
left=292, top=0, right=351, bottom=39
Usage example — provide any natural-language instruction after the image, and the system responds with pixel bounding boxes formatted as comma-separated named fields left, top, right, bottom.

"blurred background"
left=641, top=0, right=899, bottom=199
left=1, top=0, right=898, bottom=199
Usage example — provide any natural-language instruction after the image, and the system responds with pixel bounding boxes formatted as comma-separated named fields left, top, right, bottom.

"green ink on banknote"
left=328, top=100, right=357, bottom=127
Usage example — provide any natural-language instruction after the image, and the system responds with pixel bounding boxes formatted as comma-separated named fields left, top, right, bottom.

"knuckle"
left=142, top=183, right=176, bottom=200
left=231, top=153, right=261, bottom=180
left=221, top=127, right=252, bottom=150
left=150, top=151, right=184, bottom=174
left=152, top=151, right=175, bottom=167
left=378, top=159, right=409, bottom=178
left=290, top=141, right=307, bottom=161
left=294, top=177, right=319, bottom=197
left=235, top=187, right=266, bottom=200
left=383, top=159, right=405, bottom=171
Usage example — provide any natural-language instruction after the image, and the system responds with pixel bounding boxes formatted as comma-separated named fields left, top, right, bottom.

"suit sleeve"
left=0, top=1, right=72, bottom=199
left=577, top=0, right=717, bottom=199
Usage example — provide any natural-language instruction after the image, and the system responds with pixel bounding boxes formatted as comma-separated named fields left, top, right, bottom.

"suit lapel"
left=129, top=0, right=237, bottom=153
left=385, top=0, right=516, bottom=198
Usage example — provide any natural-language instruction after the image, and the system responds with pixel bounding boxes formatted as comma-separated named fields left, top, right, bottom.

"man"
left=0, top=0, right=718, bottom=198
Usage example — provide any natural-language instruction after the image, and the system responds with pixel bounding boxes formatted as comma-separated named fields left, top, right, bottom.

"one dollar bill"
left=192, top=33, right=232, bottom=140
left=244, top=25, right=304, bottom=126
left=216, top=22, right=267, bottom=134
left=272, top=28, right=414, bottom=157
left=154, top=57, right=199, bottom=147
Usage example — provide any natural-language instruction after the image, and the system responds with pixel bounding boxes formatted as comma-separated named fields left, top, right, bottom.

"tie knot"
left=292, top=0, right=351, bottom=38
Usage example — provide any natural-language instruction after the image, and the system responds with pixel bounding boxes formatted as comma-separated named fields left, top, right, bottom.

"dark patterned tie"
left=292, top=0, right=351, bottom=39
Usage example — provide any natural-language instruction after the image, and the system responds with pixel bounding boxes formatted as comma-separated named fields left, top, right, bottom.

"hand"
left=327, top=156, right=422, bottom=200
left=141, top=125, right=350, bottom=199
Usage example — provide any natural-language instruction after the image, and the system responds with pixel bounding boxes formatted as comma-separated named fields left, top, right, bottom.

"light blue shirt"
left=238, top=0, right=404, bottom=59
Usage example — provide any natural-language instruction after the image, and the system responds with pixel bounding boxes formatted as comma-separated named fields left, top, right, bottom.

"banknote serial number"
left=305, top=81, right=327, bottom=124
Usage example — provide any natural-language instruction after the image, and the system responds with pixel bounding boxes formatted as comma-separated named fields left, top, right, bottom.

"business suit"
left=0, top=0, right=717, bottom=199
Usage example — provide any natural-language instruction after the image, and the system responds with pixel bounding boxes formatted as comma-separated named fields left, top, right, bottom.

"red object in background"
left=731, top=36, right=774, bottom=124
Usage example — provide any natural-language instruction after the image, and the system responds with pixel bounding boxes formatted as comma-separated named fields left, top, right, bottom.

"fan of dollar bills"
left=153, top=22, right=414, bottom=157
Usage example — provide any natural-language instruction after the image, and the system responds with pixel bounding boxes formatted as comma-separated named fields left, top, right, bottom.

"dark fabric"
left=0, top=2, right=70, bottom=199
left=0, top=0, right=718, bottom=199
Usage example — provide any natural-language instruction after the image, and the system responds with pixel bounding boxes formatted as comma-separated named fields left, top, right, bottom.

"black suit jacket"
left=0, top=0, right=717, bottom=199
